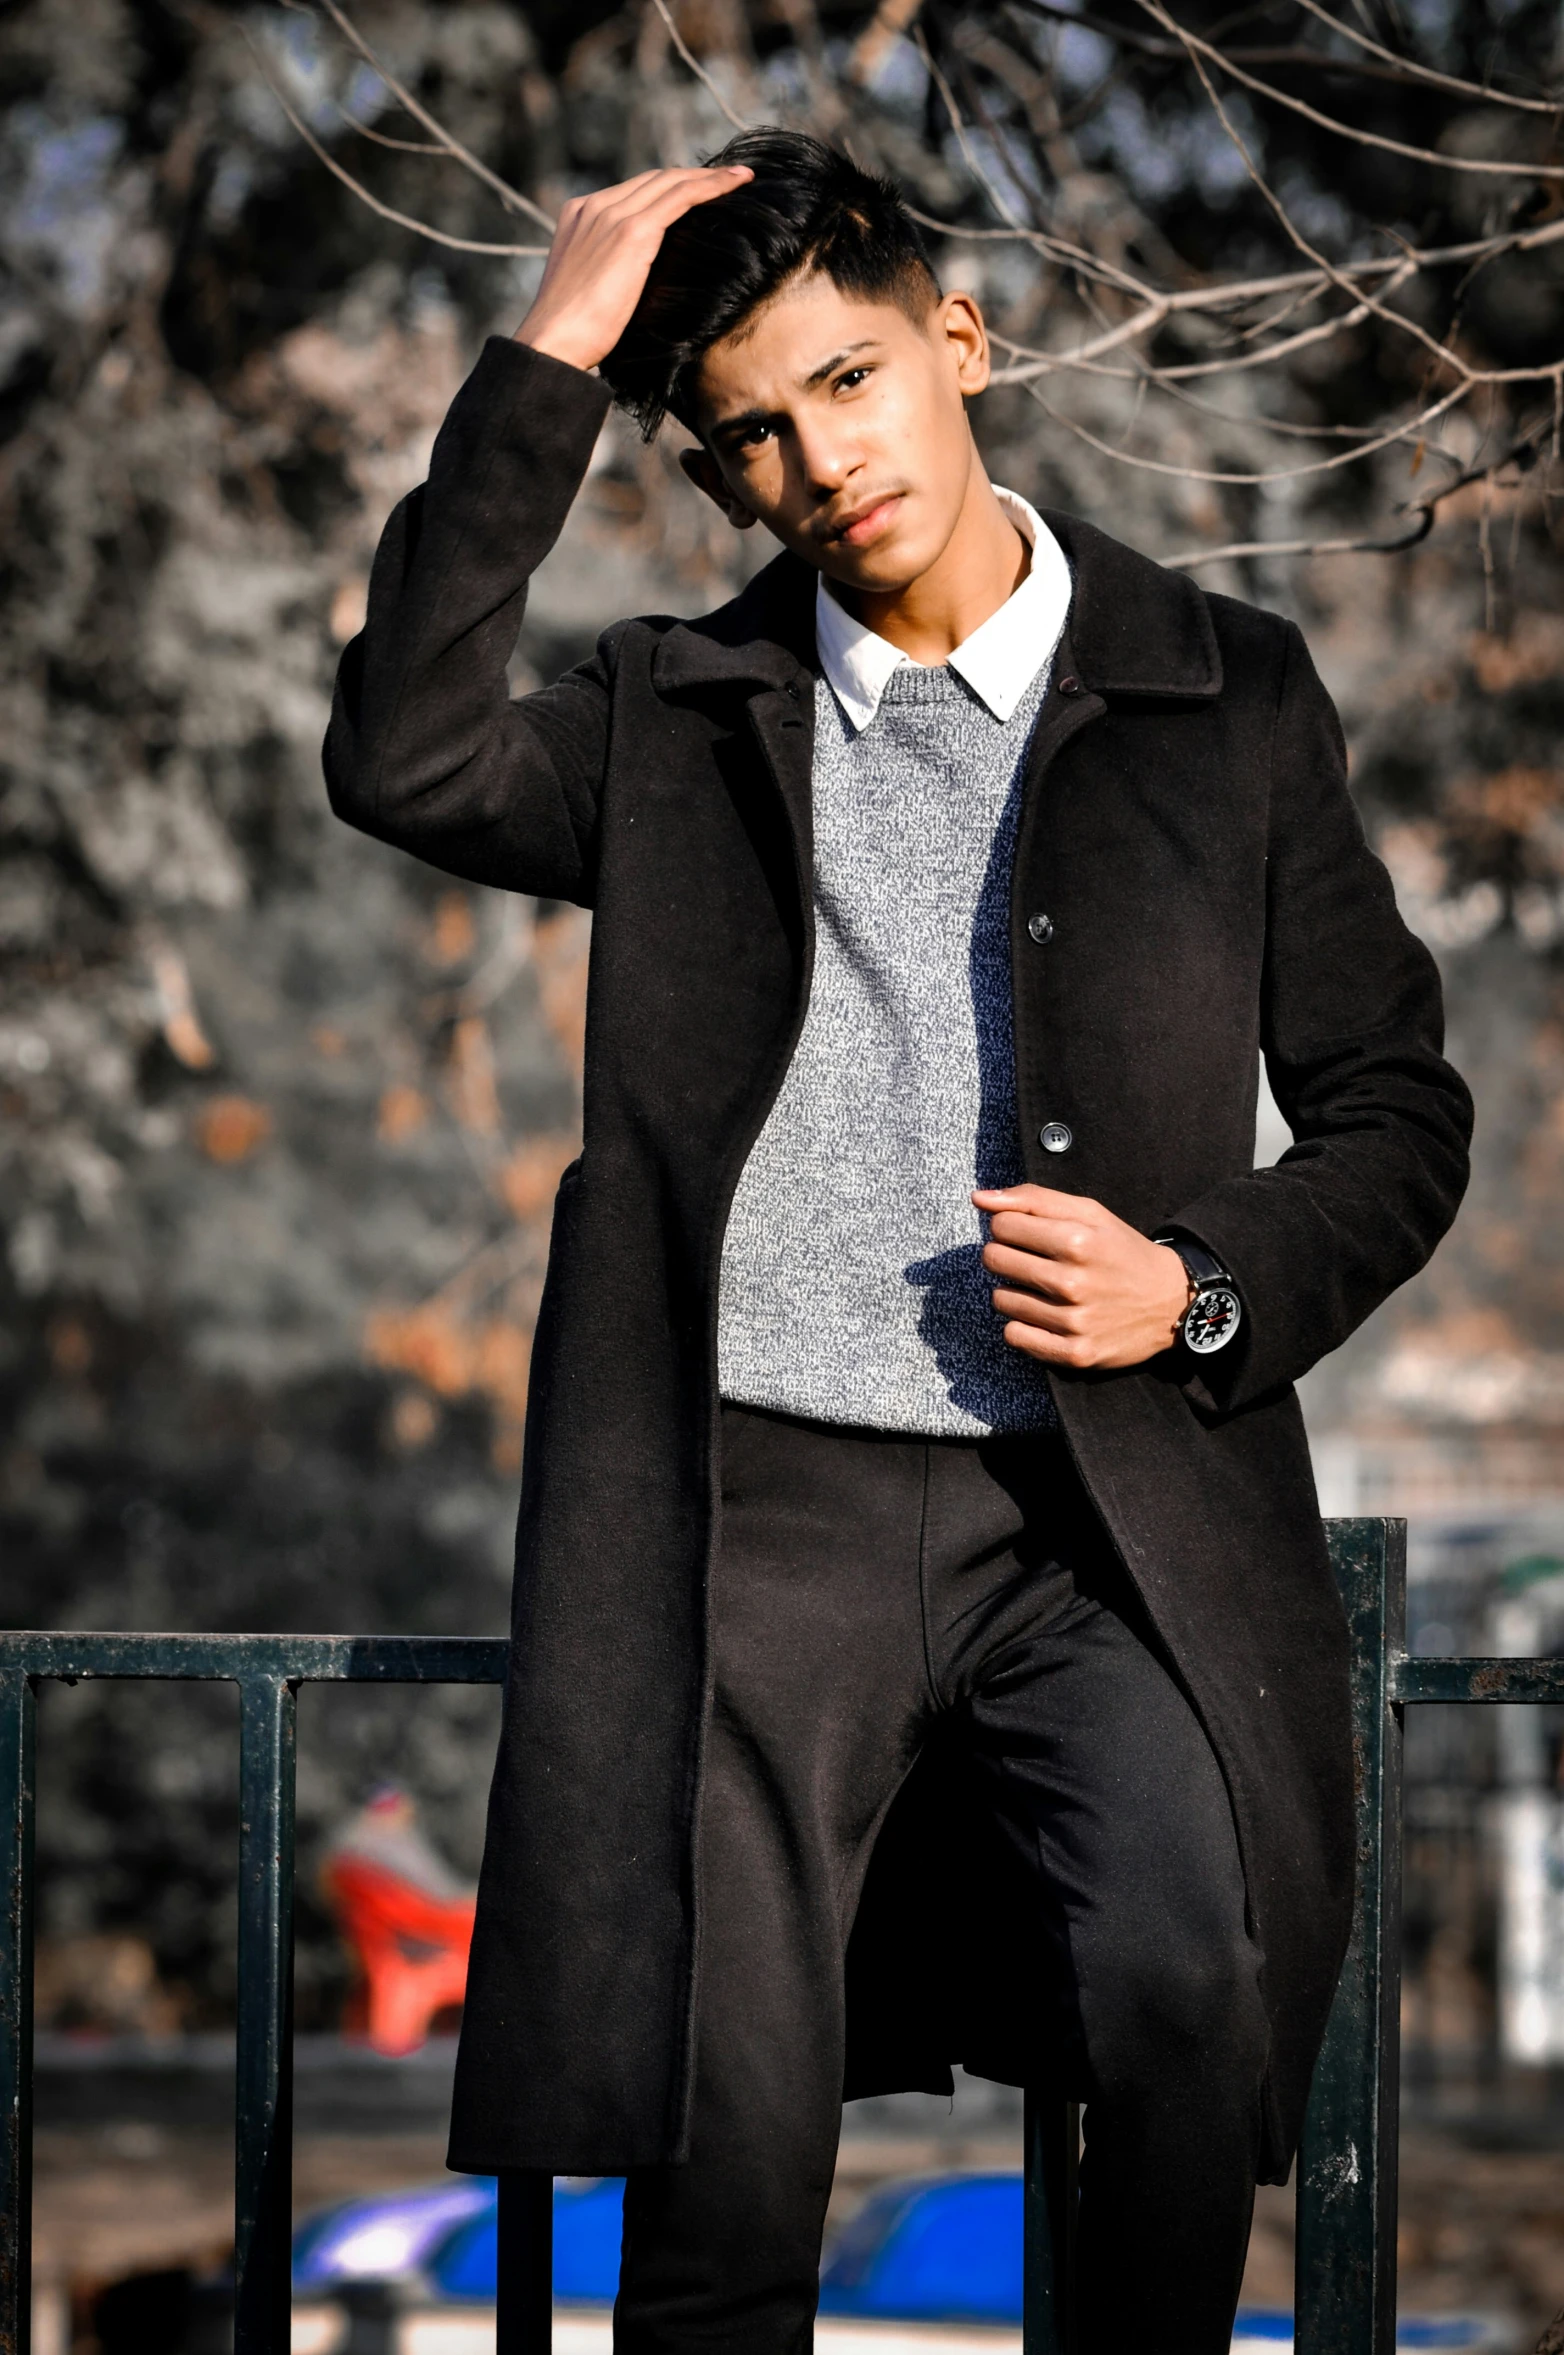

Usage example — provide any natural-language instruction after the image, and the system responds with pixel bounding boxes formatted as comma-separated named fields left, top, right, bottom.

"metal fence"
left=4, top=1522, right=1564, bottom=2355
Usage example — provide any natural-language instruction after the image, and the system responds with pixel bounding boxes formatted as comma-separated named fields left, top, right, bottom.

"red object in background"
left=320, top=1786, right=477, bottom=2057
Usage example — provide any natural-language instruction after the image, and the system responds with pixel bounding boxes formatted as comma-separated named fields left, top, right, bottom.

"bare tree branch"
left=1012, top=0, right=1564, bottom=108
left=1287, top=0, right=1564, bottom=113
left=1127, top=0, right=1564, bottom=178
left=1024, top=371, right=1465, bottom=483
left=311, top=0, right=557, bottom=231
left=1163, top=511, right=1437, bottom=566
left=245, top=32, right=549, bottom=257
left=648, top=0, right=752, bottom=131
left=329, top=106, right=447, bottom=156
left=1163, top=415, right=1553, bottom=565
left=256, top=0, right=1564, bottom=578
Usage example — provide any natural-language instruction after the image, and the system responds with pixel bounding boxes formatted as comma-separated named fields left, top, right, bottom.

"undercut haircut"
left=599, top=130, right=940, bottom=440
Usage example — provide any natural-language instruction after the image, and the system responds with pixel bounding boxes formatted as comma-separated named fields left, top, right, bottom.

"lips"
left=828, top=493, right=904, bottom=548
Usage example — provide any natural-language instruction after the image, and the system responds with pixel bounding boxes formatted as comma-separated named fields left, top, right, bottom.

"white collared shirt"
left=813, top=486, right=1071, bottom=731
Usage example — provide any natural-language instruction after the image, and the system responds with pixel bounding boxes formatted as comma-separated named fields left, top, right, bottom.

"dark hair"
left=599, top=130, right=939, bottom=438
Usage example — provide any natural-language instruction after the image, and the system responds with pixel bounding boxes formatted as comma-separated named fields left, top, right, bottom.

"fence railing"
left=4, top=1524, right=1564, bottom=2355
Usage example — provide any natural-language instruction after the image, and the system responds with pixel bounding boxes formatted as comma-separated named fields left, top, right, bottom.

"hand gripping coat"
left=324, top=337, right=1473, bottom=2184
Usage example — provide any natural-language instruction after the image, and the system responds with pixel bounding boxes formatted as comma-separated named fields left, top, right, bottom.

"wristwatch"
left=1154, top=1234, right=1243, bottom=1355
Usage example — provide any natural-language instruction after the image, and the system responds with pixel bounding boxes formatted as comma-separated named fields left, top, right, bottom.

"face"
left=680, top=271, right=991, bottom=598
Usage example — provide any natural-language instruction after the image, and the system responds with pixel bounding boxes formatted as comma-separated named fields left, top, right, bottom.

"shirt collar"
left=813, top=486, right=1073, bottom=733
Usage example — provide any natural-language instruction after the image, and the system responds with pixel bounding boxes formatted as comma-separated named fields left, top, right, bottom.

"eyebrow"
left=800, top=338, right=880, bottom=390
left=707, top=340, right=882, bottom=446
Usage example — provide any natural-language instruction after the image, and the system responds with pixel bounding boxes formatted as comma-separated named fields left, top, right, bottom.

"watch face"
left=1184, top=1284, right=1242, bottom=1355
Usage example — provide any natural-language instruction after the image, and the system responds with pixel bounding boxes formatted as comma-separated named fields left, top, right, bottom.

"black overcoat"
left=324, top=337, right=1472, bottom=2184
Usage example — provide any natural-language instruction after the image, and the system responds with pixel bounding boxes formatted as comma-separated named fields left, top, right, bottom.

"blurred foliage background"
left=3, top=0, right=1563, bottom=2027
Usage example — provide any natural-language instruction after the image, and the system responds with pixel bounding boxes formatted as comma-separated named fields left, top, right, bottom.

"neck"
left=830, top=449, right=1028, bottom=665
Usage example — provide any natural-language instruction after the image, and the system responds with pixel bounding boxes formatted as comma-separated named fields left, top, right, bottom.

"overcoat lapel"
left=651, top=553, right=819, bottom=939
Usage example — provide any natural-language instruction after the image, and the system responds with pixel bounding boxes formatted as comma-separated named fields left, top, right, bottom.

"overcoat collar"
left=648, top=508, right=1223, bottom=702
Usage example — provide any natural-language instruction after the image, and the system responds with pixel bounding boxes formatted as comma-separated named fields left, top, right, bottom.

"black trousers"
left=616, top=1405, right=1270, bottom=2355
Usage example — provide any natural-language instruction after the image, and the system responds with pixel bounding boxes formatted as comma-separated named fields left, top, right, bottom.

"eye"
left=736, top=420, right=774, bottom=452
left=835, top=366, right=873, bottom=393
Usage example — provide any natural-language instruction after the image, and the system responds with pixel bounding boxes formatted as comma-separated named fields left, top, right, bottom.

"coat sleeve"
left=323, top=336, right=616, bottom=906
left=1165, top=619, right=1473, bottom=1416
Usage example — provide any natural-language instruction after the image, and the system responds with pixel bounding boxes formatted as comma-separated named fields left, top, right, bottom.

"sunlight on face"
left=686, top=271, right=991, bottom=598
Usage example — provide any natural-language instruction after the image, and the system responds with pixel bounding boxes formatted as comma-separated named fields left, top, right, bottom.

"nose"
left=791, top=411, right=859, bottom=498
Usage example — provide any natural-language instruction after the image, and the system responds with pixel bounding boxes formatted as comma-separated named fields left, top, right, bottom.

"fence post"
left=234, top=1674, right=297, bottom=2355
left=0, top=1672, right=34, bottom=2355
left=496, top=2173, right=553, bottom=2355
left=1295, top=1519, right=1404, bottom=2355
left=1022, top=2092, right=1077, bottom=2355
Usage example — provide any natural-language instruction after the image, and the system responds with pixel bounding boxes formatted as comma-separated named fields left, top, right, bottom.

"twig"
left=648, top=0, right=752, bottom=131
left=1024, top=372, right=1465, bottom=484
left=1288, top=0, right=1564, bottom=113
left=1133, top=0, right=1564, bottom=396
left=311, top=0, right=557, bottom=230
left=246, top=38, right=549, bottom=256
left=1127, top=0, right=1564, bottom=179
left=330, top=106, right=447, bottom=156
left=1011, top=0, right=1564, bottom=108
left=1162, top=512, right=1437, bottom=566
left=991, top=269, right=1421, bottom=387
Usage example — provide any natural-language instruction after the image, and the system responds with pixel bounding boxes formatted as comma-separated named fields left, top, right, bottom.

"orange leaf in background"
left=472, top=1321, right=531, bottom=1428
left=427, top=890, right=476, bottom=968
left=196, top=1095, right=272, bottom=1164
left=1451, top=765, right=1564, bottom=836
left=330, top=576, right=368, bottom=644
left=366, top=1301, right=474, bottom=1398
left=445, top=1016, right=501, bottom=1137
left=164, top=1009, right=216, bottom=1070
left=499, top=1133, right=578, bottom=1223
left=1468, top=618, right=1564, bottom=695
left=145, top=936, right=215, bottom=1070
left=378, top=1084, right=429, bottom=1143
left=365, top=1300, right=530, bottom=1474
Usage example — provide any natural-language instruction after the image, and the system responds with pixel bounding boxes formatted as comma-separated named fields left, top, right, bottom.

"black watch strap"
left=1154, top=1234, right=1243, bottom=1355
left=1165, top=1237, right=1229, bottom=1291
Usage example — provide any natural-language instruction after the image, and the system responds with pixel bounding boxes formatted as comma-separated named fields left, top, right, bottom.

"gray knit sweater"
left=716, top=657, right=1060, bottom=1435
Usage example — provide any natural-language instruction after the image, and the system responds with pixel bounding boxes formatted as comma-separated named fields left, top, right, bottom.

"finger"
left=973, top=1185, right=1099, bottom=1220
left=582, top=168, right=670, bottom=204
left=999, top=1318, right=1086, bottom=1366
left=990, top=1284, right=1077, bottom=1333
left=981, top=1244, right=1081, bottom=1301
left=983, top=1211, right=1097, bottom=1261
left=606, top=167, right=754, bottom=225
left=601, top=163, right=753, bottom=208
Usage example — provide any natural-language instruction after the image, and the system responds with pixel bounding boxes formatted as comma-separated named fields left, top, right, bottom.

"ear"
left=678, top=444, right=758, bottom=530
left=937, top=290, right=991, bottom=400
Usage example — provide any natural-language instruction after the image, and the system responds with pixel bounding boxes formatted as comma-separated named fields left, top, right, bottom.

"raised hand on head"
left=514, top=165, right=754, bottom=376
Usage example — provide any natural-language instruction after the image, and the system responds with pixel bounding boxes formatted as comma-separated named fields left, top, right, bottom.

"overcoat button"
left=1027, top=911, right=1054, bottom=944
left=1039, top=1121, right=1073, bottom=1153
left=1058, top=674, right=1081, bottom=696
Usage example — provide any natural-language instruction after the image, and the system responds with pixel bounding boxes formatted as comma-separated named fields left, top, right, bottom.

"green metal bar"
left=0, top=1673, right=34, bottom=2355
left=0, top=1634, right=508, bottom=1684
left=496, top=2173, right=554, bottom=2355
left=234, top=1675, right=297, bottom=2355
left=1022, top=2092, right=1077, bottom=2355
left=1393, top=1657, right=1564, bottom=1705
left=1295, top=1519, right=1404, bottom=2355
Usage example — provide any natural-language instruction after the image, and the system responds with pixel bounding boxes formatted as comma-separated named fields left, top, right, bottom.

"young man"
left=326, top=132, right=1471, bottom=2353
